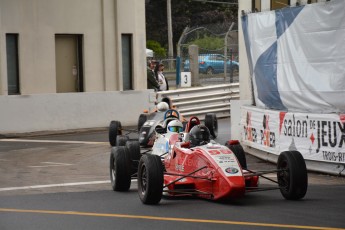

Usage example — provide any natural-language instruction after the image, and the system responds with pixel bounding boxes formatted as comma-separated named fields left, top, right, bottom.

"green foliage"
left=146, top=40, right=166, bottom=57
left=145, top=0, right=237, bottom=55
left=188, top=36, right=224, bottom=50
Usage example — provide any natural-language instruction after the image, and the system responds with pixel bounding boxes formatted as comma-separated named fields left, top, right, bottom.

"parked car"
left=183, top=54, right=239, bottom=75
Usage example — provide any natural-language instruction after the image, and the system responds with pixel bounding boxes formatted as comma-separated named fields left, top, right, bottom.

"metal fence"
left=147, top=22, right=239, bottom=88
left=177, top=22, right=239, bottom=85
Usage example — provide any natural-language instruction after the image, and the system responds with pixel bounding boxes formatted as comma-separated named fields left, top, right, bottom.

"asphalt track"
left=0, top=118, right=344, bottom=230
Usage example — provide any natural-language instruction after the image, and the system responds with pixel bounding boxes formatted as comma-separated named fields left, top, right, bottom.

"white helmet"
left=167, top=120, right=183, bottom=133
left=157, top=102, right=169, bottom=112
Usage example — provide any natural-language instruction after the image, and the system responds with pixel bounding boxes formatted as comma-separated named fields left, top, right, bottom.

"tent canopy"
left=146, top=48, right=153, bottom=57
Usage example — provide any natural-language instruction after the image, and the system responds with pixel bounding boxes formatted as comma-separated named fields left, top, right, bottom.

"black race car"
left=108, top=99, right=218, bottom=147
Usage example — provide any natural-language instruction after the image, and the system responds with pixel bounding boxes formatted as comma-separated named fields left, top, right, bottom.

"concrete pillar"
left=189, top=45, right=199, bottom=86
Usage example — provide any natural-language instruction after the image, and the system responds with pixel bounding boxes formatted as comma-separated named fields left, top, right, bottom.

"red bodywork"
left=163, top=134, right=259, bottom=200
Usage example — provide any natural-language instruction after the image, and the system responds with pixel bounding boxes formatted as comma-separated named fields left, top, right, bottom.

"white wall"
left=0, top=90, right=156, bottom=134
left=0, top=0, right=152, bottom=134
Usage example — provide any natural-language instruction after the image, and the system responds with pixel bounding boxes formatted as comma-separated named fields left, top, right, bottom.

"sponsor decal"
left=243, top=111, right=276, bottom=148
left=175, top=164, right=184, bottom=172
left=225, top=167, right=239, bottom=174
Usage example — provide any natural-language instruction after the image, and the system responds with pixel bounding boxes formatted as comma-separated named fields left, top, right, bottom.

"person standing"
left=154, top=62, right=169, bottom=91
left=147, top=60, right=160, bottom=91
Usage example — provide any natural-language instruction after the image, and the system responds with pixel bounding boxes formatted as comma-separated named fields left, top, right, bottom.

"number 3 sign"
left=180, top=72, right=191, bottom=87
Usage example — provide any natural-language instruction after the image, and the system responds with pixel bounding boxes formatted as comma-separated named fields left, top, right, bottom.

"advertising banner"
left=241, top=106, right=345, bottom=164
left=241, top=0, right=345, bottom=113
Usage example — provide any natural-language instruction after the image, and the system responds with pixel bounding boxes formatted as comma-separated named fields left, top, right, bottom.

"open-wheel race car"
left=109, top=113, right=308, bottom=205
left=108, top=99, right=218, bottom=147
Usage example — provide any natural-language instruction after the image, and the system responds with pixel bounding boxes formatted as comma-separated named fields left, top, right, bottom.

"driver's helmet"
left=167, top=120, right=183, bottom=133
left=189, top=125, right=211, bottom=146
left=157, top=102, right=169, bottom=112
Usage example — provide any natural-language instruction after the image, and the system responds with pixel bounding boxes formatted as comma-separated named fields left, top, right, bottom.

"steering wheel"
left=164, top=109, right=180, bottom=120
left=185, top=116, right=200, bottom=132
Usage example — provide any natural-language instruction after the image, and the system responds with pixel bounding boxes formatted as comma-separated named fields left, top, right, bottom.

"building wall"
left=0, top=0, right=153, bottom=134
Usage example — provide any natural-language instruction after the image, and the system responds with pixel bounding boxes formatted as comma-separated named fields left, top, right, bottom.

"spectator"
left=147, top=60, right=160, bottom=91
left=155, top=62, right=169, bottom=91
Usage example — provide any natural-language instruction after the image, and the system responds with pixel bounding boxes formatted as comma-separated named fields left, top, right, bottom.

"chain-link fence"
left=146, top=22, right=238, bottom=89
left=177, top=22, right=239, bottom=85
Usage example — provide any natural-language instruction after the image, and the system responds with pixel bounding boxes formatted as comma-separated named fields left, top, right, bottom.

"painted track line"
left=0, top=138, right=108, bottom=145
left=0, top=180, right=109, bottom=192
left=0, top=208, right=343, bottom=230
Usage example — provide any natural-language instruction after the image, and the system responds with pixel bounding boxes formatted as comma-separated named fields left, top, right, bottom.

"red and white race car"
left=110, top=115, right=308, bottom=205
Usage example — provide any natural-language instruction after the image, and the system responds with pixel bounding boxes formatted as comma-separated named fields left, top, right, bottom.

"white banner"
left=242, top=0, right=345, bottom=113
left=241, top=106, right=345, bottom=164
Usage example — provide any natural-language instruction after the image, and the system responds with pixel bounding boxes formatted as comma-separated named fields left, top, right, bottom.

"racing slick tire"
left=205, top=113, right=218, bottom=138
left=116, top=135, right=129, bottom=146
left=277, top=151, right=308, bottom=200
left=126, top=141, right=141, bottom=175
left=138, top=154, right=163, bottom=205
left=138, top=114, right=148, bottom=133
left=110, top=146, right=131, bottom=191
left=225, top=142, right=247, bottom=169
left=109, top=121, right=122, bottom=147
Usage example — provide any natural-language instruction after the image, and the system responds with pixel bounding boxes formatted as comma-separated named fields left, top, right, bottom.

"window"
left=271, top=0, right=290, bottom=10
left=252, top=0, right=261, bottom=12
left=121, top=34, right=133, bottom=90
left=6, top=34, right=20, bottom=95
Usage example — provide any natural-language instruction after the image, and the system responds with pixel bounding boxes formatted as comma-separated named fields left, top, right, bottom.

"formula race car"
left=109, top=114, right=308, bottom=205
left=108, top=100, right=218, bottom=147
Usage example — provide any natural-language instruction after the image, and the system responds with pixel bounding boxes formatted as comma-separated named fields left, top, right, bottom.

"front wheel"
left=205, top=113, right=218, bottom=138
left=138, top=154, right=164, bottom=205
left=277, top=151, right=308, bottom=200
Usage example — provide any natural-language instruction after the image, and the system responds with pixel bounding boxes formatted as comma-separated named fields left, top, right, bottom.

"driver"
left=156, top=102, right=169, bottom=112
left=189, top=125, right=211, bottom=146
left=167, top=120, right=184, bottom=133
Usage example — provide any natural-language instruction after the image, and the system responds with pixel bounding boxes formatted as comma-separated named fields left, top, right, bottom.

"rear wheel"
left=116, top=135, right=129, bottom=146
left=110, top=146, right=131, bottom=191
left=205, top=113, right=218, bottom=138
left=225, top=142, right=247, bottom=169
left=109, top=121, right=122, bottom=147
left=277, top=151, right=308, bottom=200
left=138, top=154, right=163, bottom=204
left=126, top=141, right=141, bottom=175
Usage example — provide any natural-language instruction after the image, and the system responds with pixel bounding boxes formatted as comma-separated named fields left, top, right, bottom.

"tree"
left=145, top=0, right=237, bottom=56
left=146, top=40, right=167, bottom=58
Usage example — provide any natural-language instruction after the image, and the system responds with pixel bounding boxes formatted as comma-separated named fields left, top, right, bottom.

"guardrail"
left=157, top=83, right=240, bottom=120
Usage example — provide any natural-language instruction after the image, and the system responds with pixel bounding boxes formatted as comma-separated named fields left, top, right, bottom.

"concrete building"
left=0, top=0, right=154, bottom=134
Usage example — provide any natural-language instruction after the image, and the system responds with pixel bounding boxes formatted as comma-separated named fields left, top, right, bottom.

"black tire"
left=225, top=142, right=247, bottom=169
left=109, top=146, right=131, bottom=191
left=138, top=154, right=163, bottom=204
left=206, top=67, right=214, bottom=75
left=205, top=113, right=218, bottom=138
left=138, top=114, right=148, bottom=132
left=116, top=135, right=129, bottom=146
left=126, top=141, right=141, bottom=175
left=109, top=121, right=122, bottom=147
left=277, top=151, right=308, bottom=200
